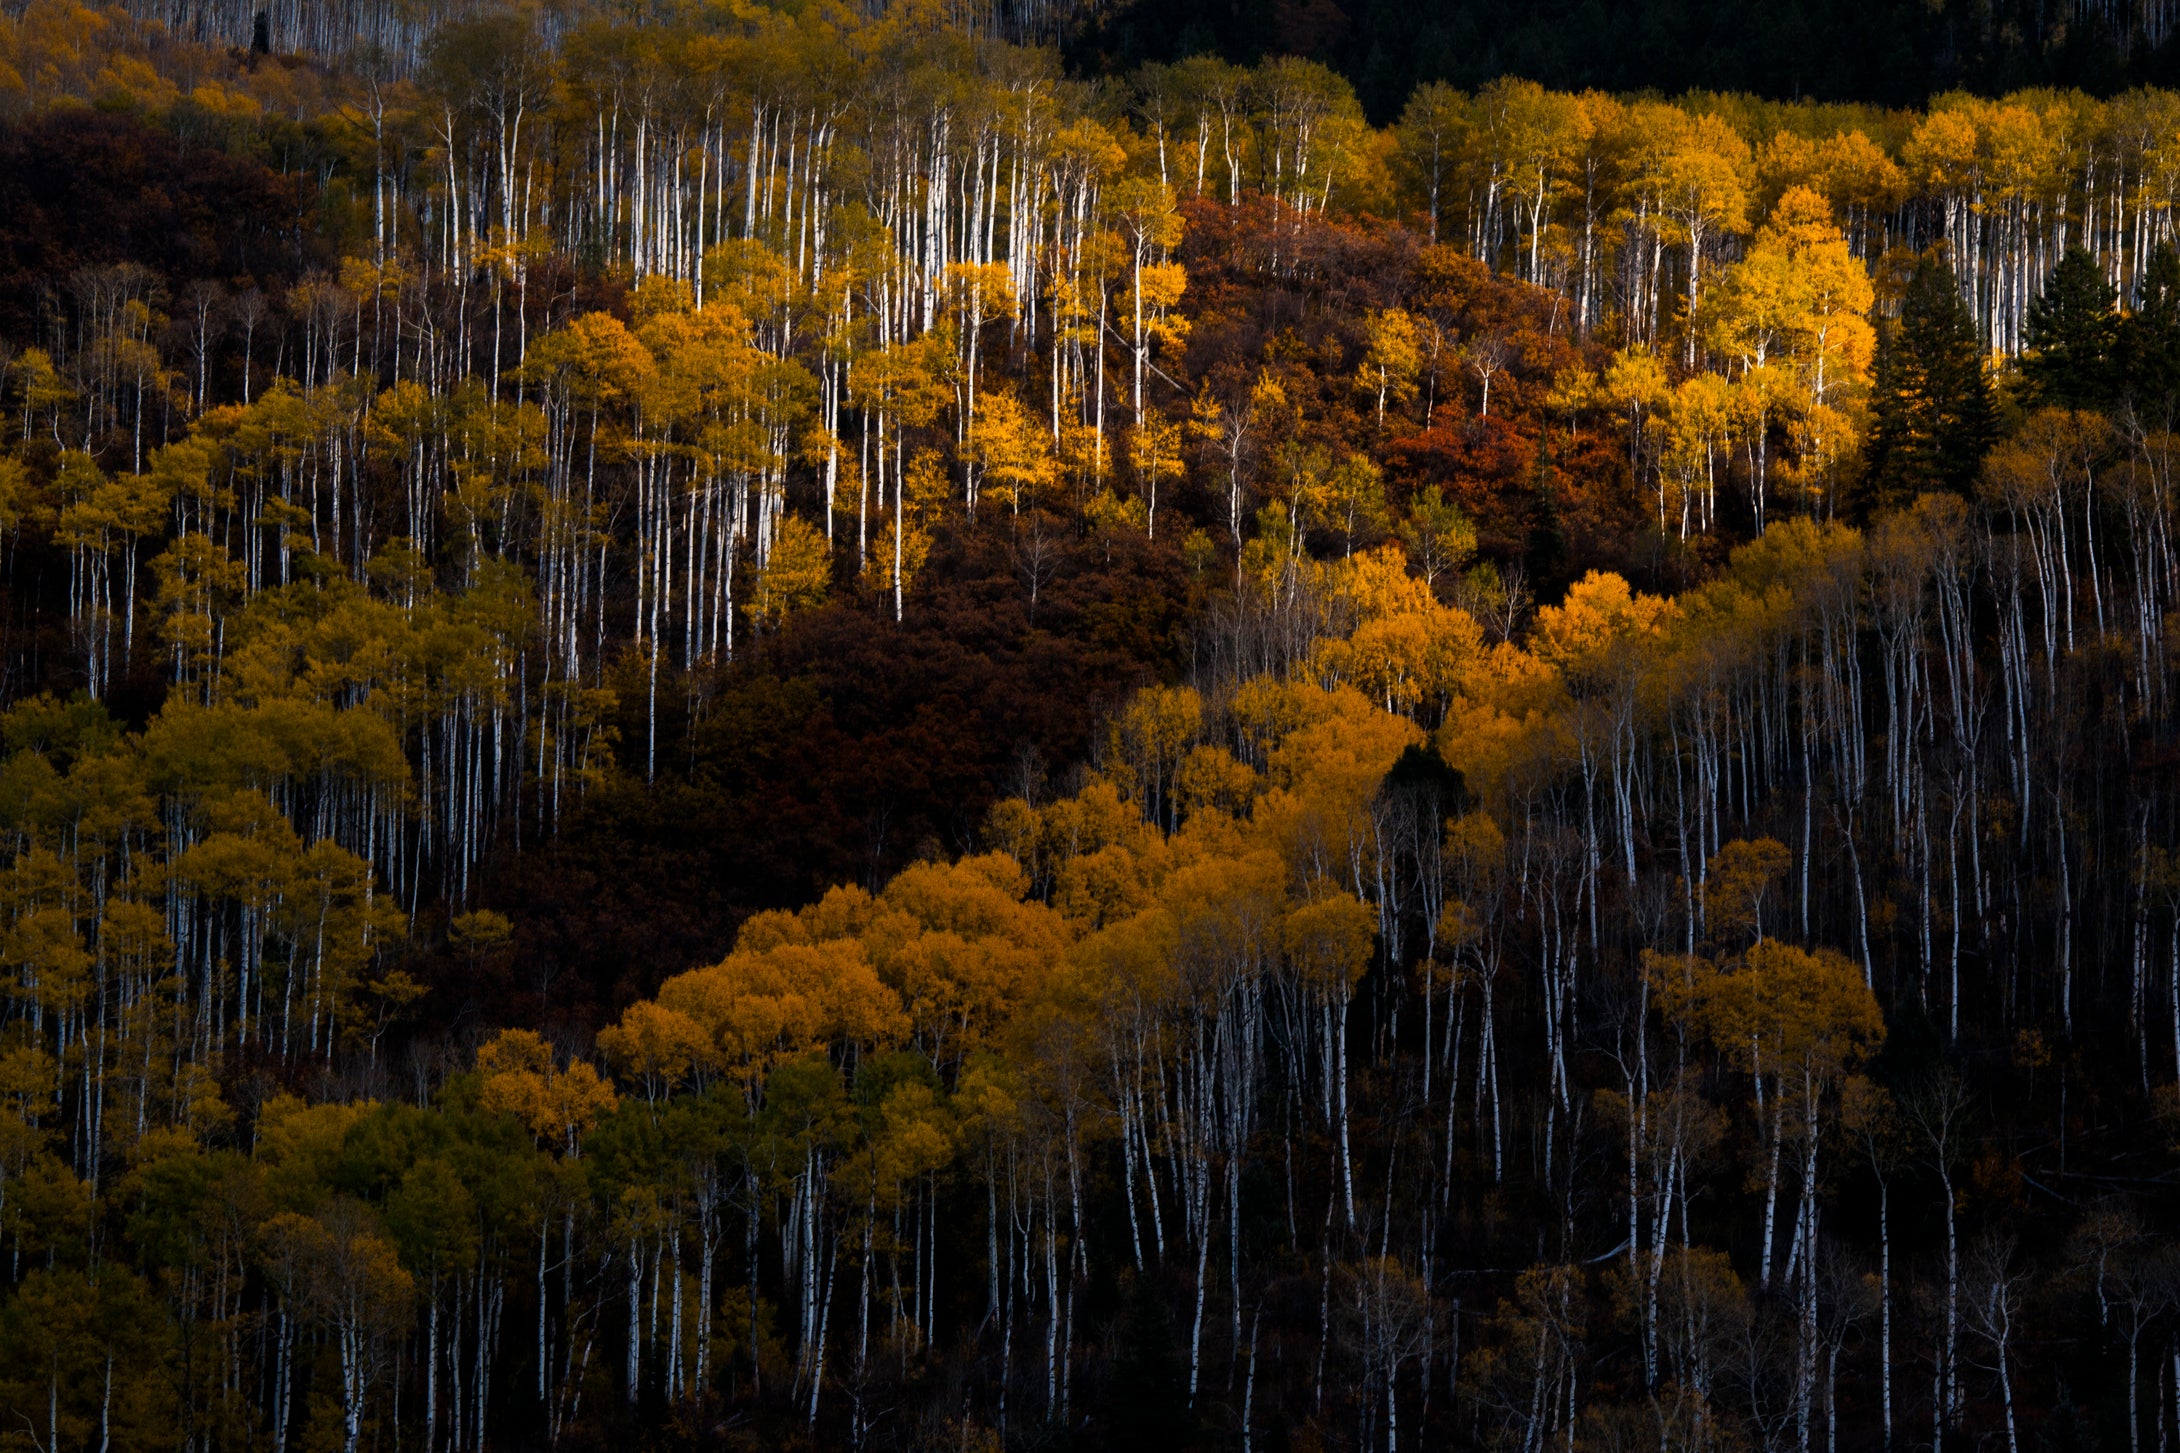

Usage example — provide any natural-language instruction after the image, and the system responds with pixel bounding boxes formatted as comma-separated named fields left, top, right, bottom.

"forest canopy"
left=0, top=3, right=2178, bottom=1453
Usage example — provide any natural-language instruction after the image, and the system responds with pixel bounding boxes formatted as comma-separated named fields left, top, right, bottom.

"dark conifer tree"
left=2120, top=240, right=2180, bottom=415
left=2020, top=246, right=2119, bottom=410
left=1859, top=249, right=1996, bottom=518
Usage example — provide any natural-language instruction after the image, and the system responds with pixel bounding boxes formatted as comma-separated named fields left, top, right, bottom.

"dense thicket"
left=2, top=5, right=2180, bottom=1453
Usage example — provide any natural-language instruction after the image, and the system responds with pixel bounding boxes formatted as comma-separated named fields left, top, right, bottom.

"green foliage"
left=2020, top=247, right=2118, bottom=411
left=1859, top=249, right=1995, bottom=515
left=2121, top=240, right=2180, bottom=412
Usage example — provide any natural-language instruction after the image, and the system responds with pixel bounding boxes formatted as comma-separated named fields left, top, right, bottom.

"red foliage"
left=0, top=108, right=319, bottom=334
left=1175, top=196, right=1634, bottom=578
left=1543, top=428, right=1650, bottom=576
left=1388, top=416, right=1541, bottom=558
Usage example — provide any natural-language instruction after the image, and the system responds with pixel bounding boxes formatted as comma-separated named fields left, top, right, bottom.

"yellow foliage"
left=965, top=389, right=1055, bottom=511
left=1284, top=892, right=1376, bottom=993
left=476, top=1028, right=618, bottom=1150
left=752, top=513, right=831, bottom=628
left=651, top=939, right=905, bottom=1097
left=1651, top=940, right=1882, bottom=1087
left=1529, top=570, right=1677, bottom=675
left=1706, top=837, right=1793, bottom=943
left=1175, top=744, right=1259, bottom=819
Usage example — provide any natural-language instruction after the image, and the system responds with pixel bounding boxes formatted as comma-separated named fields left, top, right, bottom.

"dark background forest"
left=1077, top=0, right=2180, bottom=119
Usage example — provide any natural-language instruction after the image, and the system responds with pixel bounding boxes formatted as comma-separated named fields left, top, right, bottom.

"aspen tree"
left=965, top=388, right=1055, bottom=514
left=1356, top=309, right=1422, bottom=427
left=1127, top=415, right=1182, bottom=538
left=1392, top=83, right=1467, bottom=241
left=1398, top=484, right=1477, bottom=593
left=1109, top=177, right=1187, bottom=430
left=1191, top=372, right=1278, bottom=548
left=1284, top=891, right=1374, bottom=1230
left=1651, top=113, right=1752, bottom=366
left=1906, top=1075, right=1972, bottom=1447
left=1479, top=79, right=1586, bottom=286
left=261, top=1199, right=416, bottom=1453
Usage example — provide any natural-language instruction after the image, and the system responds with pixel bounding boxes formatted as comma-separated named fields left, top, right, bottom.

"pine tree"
left=2020, top=246, right=2118, bottom=410
left=1859, top=250, right=1995, bottom=519
left=2120, top=240, right=2180, bottom=415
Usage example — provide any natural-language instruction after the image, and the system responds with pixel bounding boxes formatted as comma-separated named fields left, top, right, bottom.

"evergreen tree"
left=2020, top=245, right=2119, bottom=410
left=2120, top=240, right=2180, bottom=414
left=1859, top=250, right=1995, bottom=518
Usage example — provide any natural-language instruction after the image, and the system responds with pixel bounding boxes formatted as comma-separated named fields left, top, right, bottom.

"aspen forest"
left=7, top=1, right=2180, bottom=1451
